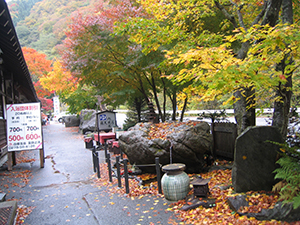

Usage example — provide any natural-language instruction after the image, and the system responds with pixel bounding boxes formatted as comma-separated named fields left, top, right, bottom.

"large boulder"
left=79, top=110, right=97, bottom=134
left=64, top=115, right=80, bottom=127
left=232, top=126, right=283, bottom=193
left=118, top=122, right=213, bottom=173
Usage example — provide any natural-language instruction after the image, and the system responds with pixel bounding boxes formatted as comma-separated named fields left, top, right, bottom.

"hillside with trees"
left=7, top=0, right=99, bottom=113
left=9, top=0, right=96, bottom=58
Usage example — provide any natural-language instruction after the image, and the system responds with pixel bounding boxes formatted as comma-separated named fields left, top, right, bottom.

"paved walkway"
left=0, top=122, right=179, bottom=225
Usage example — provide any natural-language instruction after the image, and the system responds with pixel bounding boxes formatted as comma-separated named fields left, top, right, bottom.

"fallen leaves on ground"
left=15, top=204, right=36, bottom=224
left=142, top=121, right=203, bottom=140
left=92, top=161, right=300, bottom=225
left=0, top=169, right=33, bottom=188
left=16, top=151, right=37, bottom=164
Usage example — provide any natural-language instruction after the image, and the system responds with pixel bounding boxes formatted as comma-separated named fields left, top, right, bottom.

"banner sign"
left=6, top=102, right=43, bottom=151
left=53, top=96, right=60, bottom=115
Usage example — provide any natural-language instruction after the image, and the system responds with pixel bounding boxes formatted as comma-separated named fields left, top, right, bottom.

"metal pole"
left=116, top=156, right=122, bottom=188
left=155, top=157, right=162, bottom=194
left=124, top=159, right=129, bottom=194
left=107, top=153, right=112, bottom=182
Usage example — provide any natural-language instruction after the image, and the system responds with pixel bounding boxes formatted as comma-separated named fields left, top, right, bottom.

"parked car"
left=53, top=112, right=67, bottom=122
left=54, top=112, right=76, bottom=123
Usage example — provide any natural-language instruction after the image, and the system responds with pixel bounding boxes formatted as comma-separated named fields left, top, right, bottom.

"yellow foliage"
left=40, top=59, right=78, bottom=95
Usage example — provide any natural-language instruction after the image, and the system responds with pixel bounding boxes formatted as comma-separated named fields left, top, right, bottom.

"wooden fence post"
left=155, top=157, right=162, bottom=194
left=116, top=156, right=122, bottom=188
left=124, top=159, right=129, bottom=194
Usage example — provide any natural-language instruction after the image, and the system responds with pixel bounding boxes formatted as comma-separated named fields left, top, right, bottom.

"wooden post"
left=39, top=149, right=44, bottom=168
left=120, top=149, right=123, bottom=160
left=155, top=157, right=162, bottom=194
left=124, top=159, right=129, bottom=194
left=95, top=151, right=100, bottom=178
left=12, top=151, right=16, bottom=166
left=7, top=152, right=12, bottom=171
left=211, top=118, right=216, bottom=157
left=116, top=156, right=122, bottom=188
left=107, top=153, right=112, bottom=182
left=92, top=147, right=100, bottom=178
left=40, top=120, right=45, bottom=168
left=104, top=142, right=108, bottom=162
left=92, top=148, right=96, bottom=173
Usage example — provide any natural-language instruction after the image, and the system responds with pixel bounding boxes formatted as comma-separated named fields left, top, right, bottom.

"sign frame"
left=6, top=102, right=44, bottom=170
left=96, top=111, right=117, bottom=132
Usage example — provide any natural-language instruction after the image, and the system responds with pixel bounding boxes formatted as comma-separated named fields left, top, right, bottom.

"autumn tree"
left=22, top=47, right=52, bottom=82
left=118, top=0, right=300, bottom=137
left=39, top=59, right=91, bottom=114
left=22, top=47, right=54, bottom=111
left=39, top=60, right=77, bottom=96
left=60, top=0, right=185, bottom=121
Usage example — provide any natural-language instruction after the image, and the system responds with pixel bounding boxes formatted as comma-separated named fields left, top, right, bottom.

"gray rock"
left=227, top=195, right=249, bottom=212
left=232, top=126, right=283, bottom=193
left=79, top=110, right=97, bottom=134
left=228, top=194, right=300, bottom=222
left=118, top=122, right=213, bottom=173
left=64, top=115, right=80, bottom=127
left=248, top=202, right=300, bottom=222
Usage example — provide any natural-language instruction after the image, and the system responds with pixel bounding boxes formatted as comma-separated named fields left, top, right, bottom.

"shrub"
left=273, top=143, right=300, bottom=209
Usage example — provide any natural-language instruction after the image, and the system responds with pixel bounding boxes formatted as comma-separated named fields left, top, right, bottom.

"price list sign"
left=6, top=102, right=43, bottom=151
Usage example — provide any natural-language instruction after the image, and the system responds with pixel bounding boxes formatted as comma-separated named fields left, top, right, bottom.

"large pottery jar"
left=161, top=163, right=190, bottom=201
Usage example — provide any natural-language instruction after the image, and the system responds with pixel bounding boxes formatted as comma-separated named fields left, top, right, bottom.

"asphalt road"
left=0, top=122, right=179, bottom=225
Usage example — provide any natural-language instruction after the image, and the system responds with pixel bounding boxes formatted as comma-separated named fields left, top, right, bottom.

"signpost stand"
left=6, top=102, right=44, bottom=170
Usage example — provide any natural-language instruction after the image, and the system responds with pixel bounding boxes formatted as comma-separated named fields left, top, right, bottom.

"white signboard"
left=6, top=102, right=43, bottom=151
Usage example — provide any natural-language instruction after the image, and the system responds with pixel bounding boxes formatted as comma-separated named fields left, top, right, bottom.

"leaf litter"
left=92, top=159, right=300, bottom=225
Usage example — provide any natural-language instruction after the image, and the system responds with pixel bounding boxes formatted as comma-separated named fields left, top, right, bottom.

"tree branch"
left=214, top=0, right=238, bottom=28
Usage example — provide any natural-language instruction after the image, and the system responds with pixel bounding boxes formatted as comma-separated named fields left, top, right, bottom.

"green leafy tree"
left=117, top=0, right=300, bottom=136
left=123, top=95, right=148, bottom=130
left=60, top=84, right=98, bottom=114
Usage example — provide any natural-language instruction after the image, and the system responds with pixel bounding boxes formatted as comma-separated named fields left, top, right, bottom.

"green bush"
left=273, top=143, right=300, bottom=209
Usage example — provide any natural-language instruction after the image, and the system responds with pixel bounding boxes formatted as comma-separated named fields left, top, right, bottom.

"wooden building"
left=0, top=0, right=39, bottom=165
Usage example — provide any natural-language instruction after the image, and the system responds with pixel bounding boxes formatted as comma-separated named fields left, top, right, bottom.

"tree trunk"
left=261, top=0, right=283, bottom=26
left=161, top=77, right=167, bottom=122
left=234, top=40, right=256, bottom=135
left=272, top=0, right=293, bottom=140
left=272, top=76, right=292, bottom=139
left=180, top=95, right=188, bottom=122
left=168, top=89, right=177, bottom=121
left=234, top=87, right=256, bottom=135
left=234, top=0, right=284, bottom=135
left=134, top=97, right=142, bottom=122
left=151, top=73, right=164, bottom=122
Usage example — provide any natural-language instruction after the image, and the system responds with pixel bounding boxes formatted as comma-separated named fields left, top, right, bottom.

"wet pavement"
left=0, top=122, right=179, bottom=225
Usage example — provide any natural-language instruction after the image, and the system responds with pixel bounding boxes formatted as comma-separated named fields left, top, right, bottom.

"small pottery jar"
left=161, top=163, right=190, bottom=201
